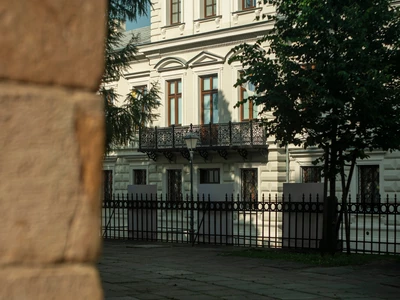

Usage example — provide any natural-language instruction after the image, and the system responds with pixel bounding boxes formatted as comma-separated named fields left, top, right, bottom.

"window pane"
left=302, top=167, right=322, bottom=183
left=212, top=76, right=218, bottom=89
left=203, top=109, right=211, bottom=124
left=206, top=6, right=213, bottom=16
left=178, top=81, right=182, bottom=93
left=203, top=94, right=210, bottom=109
left=358, top=165, right=380, bottom=206
left=133, top=170, right=146, bottom=185
left=253, top=103, right=258, bottom=119
left=170, top=98, right=175, bottom=123
left=167, top=170, right=182, bottom=202
left=178, top=97, right=182, bottom=124
left=200, top=169, right=220, bottom=184
left=243, top=101, right=249, bottom=119
left=245, top=0, right=256, bottom=8
left=170, top=82, right=175, bottom=92
left=241, top=168, right=258, bottom=201
left=203, top=78, right=210, bottom=90
left=212, top=93, right=219, bottom=123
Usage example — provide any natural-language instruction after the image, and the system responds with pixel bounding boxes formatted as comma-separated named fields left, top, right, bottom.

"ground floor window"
left=241, top=168, right=258, bottom=202
left=358, top=165, right=380, bottom=207
left=199, top=168, right=220, bottom=184
left=103, top=170, right=113, bottom=201
left=167, top=169, right=182, bottom=202
left=133, top=169, right=147, bottom=185
left=301, top=166, right=322, bottom=183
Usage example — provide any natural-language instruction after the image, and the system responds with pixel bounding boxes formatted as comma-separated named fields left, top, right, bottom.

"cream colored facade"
left=104, top=0, right=400, bottom=202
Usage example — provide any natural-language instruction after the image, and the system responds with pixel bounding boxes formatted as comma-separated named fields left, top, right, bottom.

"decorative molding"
left=187, top=51, right=224, bottom=68
left=154, top=57, right=188, bottom=72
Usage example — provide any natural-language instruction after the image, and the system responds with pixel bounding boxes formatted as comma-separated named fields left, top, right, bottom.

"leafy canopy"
left=230, top=0, right=400, bottom=171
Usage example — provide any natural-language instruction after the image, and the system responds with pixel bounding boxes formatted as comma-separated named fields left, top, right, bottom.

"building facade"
left=104, top=0, right=400, bottom=204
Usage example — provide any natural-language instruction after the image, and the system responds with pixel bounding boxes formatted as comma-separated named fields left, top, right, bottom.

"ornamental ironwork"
left=139, top=120, right=267, bottom=152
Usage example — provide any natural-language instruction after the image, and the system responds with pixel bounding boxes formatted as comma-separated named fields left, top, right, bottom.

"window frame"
left=170, top=0, right=181, bottom=25
left=167, top=169, right=183, bottom=202
left=241, top=0, right=257, bottom=10
left=204, top=0, right=217, bottom=18
left=241, top=168, right=258, bottom=202
left=133, top=169, right=147, bottom=185
left=200, top=74, right=218, bottom=124
left=167, top=79, right=182, bottom=126
left=358, top=165, right=380, bottom=207
left=239, top=84, right=257, bottom=121
left=199, top=168, right=220, bottom=184
left=301, top=166, right=323, bottom=183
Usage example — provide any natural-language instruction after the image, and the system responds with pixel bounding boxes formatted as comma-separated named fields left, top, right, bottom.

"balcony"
left=138, top=120, right=268, bottom=161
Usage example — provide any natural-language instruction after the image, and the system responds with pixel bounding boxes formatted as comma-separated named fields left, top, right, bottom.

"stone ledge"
left=0, top=265, right=102, bottom=300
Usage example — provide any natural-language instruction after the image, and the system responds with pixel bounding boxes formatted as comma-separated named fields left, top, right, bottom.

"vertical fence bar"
left=395, top=195, right=398, bottom=254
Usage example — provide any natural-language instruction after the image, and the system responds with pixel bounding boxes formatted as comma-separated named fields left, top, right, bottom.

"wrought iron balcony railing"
left=138, top=120, right=266, bottom=152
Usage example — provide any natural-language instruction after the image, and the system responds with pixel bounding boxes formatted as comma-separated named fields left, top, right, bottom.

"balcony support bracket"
left=198, top=149, right=209, bottom=161
left=237, top=148, right=248, bottom=160
left=217, top=149, right=228, bottom=160
left=146, top=151, right=157, bottom=162
left=163, top=151, right=175, bottom=163
left=259, top=148, right=268, bottom=158
left=181, top=149, right=190, bottom=161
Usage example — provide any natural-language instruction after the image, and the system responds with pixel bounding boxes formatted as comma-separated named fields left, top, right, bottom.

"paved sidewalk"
left=98, top=240, right=400, bottom=300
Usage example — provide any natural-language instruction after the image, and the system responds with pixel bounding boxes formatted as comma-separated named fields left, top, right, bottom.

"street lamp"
left=184, top=131, right=198, bottom=243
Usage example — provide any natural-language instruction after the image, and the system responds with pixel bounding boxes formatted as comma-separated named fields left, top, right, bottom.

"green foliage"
left=230, top=0, right=400, bottom=252
left=229, top=0, right=400, bottom=178
left=102, top=83, right=160, bottom=153
left=101, top=0, right=161, bottom=153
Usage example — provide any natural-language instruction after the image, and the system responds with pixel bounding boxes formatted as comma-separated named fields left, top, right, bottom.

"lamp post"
left=184, top=131, right=198, bottom=244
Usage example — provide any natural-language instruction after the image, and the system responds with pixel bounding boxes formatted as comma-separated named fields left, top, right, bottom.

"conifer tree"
left=101, top=0, right=161, bottom=153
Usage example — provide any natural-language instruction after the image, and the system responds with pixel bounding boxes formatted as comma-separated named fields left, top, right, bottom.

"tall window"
left=240, top=81, right=257, bottom=121
left=204, top=0, right=217, bottom=18
left=358, top=165, right=380, bottom=207
left=167, top=79, right=182, bottom=126
left=200, top=169, right=220, bottom=184
left=133, top=169, right=147, bottom=185
left=241, top=0, right=256, bottom=10
left=241, top=168, right=258, bottom=202
left=167, top=170, right=182, bottom=202
left=170, top=0, right=181, bottom=25
left=302, top=166, right=322, bottom=183
left=103, top=170, right=113, bottom=201
left=201, top=75, right=218, bottom=124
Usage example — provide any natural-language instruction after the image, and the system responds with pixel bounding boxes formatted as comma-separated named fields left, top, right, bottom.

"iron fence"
left=101, top=194, right=399, bottom=255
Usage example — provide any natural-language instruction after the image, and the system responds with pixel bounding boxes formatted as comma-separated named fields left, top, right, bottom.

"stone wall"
left=0, top=1, right=106, bottom=299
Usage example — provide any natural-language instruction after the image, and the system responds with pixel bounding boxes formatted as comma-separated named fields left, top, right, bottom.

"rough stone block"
left=0, top=83, right=104, bottom=264
left=0, top=1, right=106, bottom=91
left=0, top=265, right=102, bottom=300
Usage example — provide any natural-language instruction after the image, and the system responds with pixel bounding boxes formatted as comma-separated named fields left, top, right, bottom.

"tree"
left=229, top=0, right=400, bottom=253
left=101, top=0, right=161, bottom=153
